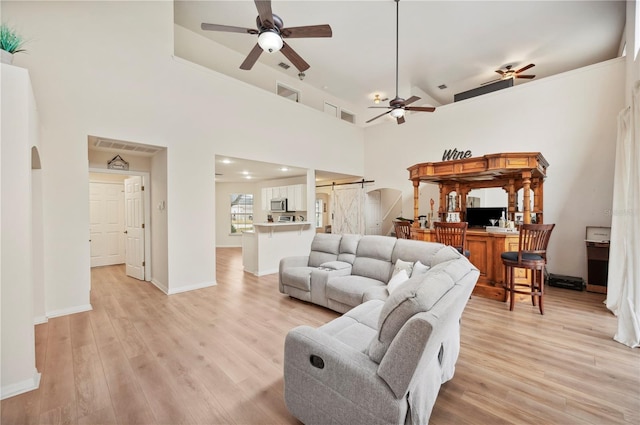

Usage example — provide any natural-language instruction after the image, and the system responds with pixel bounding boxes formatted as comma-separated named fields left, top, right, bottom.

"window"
left=276, top=83, right=299, bottom=102
left=315, top=199, right=323, bottom=228
left=230, top=193, right=253, bottom=233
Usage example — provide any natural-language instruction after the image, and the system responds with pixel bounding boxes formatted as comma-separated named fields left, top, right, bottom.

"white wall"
left=1, top=65, right=40, bottom=398
left=2, top=0, right=364, bottom=307
left=88, top=149, right=151, bottom=172
left=150, top=149, right=168, bottom=291
left=364, top=58, right=625, bottom=280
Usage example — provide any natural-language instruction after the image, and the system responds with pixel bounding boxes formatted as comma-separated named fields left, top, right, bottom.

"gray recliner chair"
left=283, top=252, right=479, bottom=424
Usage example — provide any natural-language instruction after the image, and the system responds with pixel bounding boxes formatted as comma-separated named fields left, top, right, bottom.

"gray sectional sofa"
left=279, top=233, right=469, bottom=312
left=280, top=233, right=480, bottom=424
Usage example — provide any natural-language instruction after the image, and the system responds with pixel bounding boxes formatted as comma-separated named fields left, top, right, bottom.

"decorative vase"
left=0, top=50, right=14, bottom=65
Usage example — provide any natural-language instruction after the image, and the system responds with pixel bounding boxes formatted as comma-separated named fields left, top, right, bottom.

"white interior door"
left=124, top=176, right=145, bottom=280
left=332, top=186, right=365, bottom=235
left=365, top=190, right=381, bottom=235
left=89, top=182, right=125, bottom=267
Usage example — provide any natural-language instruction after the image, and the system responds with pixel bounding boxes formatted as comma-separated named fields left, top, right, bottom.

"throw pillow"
left=392, top=259, right=414, bottom=278
left=387, top=269, right=409, bottom=294
left=411, top=260, right=430, bottom=277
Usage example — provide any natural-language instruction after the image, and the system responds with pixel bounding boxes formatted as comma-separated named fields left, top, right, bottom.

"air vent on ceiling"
left=438, top=84, right=447, bottom=90
left=93, top=137, right=163, bottom=155
left=278, top=62, right=291, bottom=70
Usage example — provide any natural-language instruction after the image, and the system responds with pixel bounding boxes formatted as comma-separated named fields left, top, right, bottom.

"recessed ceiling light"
left=245, top=175, right=252, bottom=179
left=242, top=170, right=249, bottom=175
left=280, top=167, right=289, bottom=172
left=221, top=159, right=231, bottom=164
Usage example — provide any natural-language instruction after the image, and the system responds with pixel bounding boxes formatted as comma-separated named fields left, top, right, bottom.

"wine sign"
left=442, top=149, right=472, bottom=161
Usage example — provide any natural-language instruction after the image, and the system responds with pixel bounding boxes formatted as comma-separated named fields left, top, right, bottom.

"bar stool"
left=434, top=222, right=470, bottom=258
left=501, top=223, right=555, bottom=314
left=393, top=220, right=412, bottom=239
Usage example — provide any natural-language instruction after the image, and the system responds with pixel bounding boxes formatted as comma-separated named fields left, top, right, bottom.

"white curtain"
left=331, top=185, right=365, bottom=235
left=606, top=81, right=640, bottom=348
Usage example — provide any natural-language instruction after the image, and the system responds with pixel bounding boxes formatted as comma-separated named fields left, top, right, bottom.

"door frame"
left=89, top=168, right=151, bottom=279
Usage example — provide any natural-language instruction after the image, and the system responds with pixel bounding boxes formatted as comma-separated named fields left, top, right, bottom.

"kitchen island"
left=242, top=222, right=314, bottom=276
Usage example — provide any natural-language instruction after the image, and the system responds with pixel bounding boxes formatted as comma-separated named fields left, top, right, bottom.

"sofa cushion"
left=392, top=259, right=414, bottom=278
left=281, top=266, right=316, bottom=291
left=351, top=236, right=397, bottom=283
left=327, top=275, right=387, bottom=307
left=337, top=234, right=362, bottom=264
left=308, top=233, right=343, bottom=267
left=318, top=300, right=383, bottom=353
left=368, top=259, right=469, bottom=363
left=387, top=269, right=410, bottom=294
left=392, top=239, right=446, bottom=267
left=411, top=261, right=430, bottom=277
left=431, top=245, right=464, bottom=267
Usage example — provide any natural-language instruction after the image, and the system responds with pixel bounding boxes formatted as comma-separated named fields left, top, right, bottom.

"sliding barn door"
left=332, top=186, right=365, bottom=235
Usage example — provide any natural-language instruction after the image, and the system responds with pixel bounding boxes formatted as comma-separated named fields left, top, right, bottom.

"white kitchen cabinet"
left=263, top=184, right=307, bottom=211
left=287, top=184, right=306, bottom=211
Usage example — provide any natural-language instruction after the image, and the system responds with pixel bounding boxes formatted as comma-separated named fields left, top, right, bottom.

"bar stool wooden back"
left=501, top=223, right=555, bottom=314
left=393, top=221, right=412, bottom=239
left=434, top=222, right=470, bottom=258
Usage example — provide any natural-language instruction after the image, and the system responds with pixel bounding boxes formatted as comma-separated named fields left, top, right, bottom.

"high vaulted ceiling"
left=174, top=0, right=626, bottom=114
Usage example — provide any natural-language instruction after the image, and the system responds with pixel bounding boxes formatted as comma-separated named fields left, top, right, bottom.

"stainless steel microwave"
left=270, top=198, right=288, bottom=212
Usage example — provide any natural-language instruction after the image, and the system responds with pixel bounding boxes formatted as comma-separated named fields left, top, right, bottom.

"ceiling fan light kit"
left=366, top=0, right=435, bottom=125
left=201, top=0, right=332, bottom=72
left=258, top=30, right=283, bottom=52
left=390, top=108, right=405, bottom=119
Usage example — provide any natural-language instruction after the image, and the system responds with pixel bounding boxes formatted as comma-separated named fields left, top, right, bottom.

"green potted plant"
left=0, top=23, right=26, bottom=65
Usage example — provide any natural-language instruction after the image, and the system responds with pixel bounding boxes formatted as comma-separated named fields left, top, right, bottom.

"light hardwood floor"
left=2, top=247, right=639, bottom=424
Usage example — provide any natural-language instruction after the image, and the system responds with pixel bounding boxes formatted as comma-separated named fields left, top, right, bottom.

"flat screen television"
left=465, top=207, right=507, bottom=228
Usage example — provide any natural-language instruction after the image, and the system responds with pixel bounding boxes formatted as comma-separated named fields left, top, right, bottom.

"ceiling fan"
left=480, top=64, right=536, bottom=86
left=367, top=0, right=435, bottom=125
left=200, top=0, right=332, bottom=73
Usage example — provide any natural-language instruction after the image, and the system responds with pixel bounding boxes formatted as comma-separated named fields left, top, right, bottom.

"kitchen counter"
left=242, top=223, right=314, bottom=276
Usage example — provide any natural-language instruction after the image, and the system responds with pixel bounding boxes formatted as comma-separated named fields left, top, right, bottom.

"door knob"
left=124, top=230, right=128, bottom=234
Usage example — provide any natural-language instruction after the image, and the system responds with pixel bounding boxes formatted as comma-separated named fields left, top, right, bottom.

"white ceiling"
left=174, top=0, right=626, bottom=112
left=215, top=155, right=358, bottom=183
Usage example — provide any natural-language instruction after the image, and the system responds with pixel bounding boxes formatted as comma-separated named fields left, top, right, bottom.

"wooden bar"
left=411, top=228, right=530, bottom=300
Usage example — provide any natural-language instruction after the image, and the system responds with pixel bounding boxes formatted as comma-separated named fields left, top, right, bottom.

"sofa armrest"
left=318, top=260, right=352, bottom=271
left=279, top=256, right=310, bottom=292
left=284, top=326, right=406, bottom=424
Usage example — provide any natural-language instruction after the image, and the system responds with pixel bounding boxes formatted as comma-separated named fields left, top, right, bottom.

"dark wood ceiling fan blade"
left=368, top=106, right=392, bottom=109
left=516, top=75, right=535, bottom=79
left=405, top=106, right=436, bottom=112
left=201, top=23, right=258, bottom=34
left=281, top=42, right=310, bottom=72
left=404, top=96, right=421, bottom=106
left=495, top=70, right=505, bottom=75
left=366, top=110, right=392, bottom=123
left=515, top=63, right=535, bottom=74
left=240, top=44, right=263, bottom=70
left=481, top=78, right=502, bottom=86
left=254, top=0, right=274, bottom=28
left=281, top=25, right=332, bottom=38
left=397, top=116, right=406, bottom=125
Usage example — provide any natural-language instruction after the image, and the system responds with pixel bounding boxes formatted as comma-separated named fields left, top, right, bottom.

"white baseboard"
left=46, top=304, right=93, bottom=319
left=167, top=280, right=216, bottom=295
left=1, top=371, right=41, bottom=400
left=33, top=315, right=48, bottom=325
left=252, top=268, right=278, bottom=277
left=150, top=278, right=169, bottom=294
